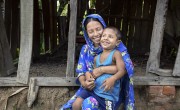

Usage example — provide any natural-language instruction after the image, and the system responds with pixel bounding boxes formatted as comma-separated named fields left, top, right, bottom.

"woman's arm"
left=76, top=45, right=95, bottom=90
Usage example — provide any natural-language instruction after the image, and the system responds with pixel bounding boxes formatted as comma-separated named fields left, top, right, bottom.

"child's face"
left=86, top=21, right=103, bottom=47
left=100, top=28, right=119, bottom=50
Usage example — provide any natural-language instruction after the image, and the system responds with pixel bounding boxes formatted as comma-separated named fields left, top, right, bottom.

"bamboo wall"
left=95, top=0, right=157, bottom=55
left=3, top=0, right=157, bottom=61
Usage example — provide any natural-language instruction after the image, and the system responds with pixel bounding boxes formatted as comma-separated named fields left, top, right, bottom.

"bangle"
left=99, top=67, right=103, bottom=73
left=111, top=76, right=117, bottom=81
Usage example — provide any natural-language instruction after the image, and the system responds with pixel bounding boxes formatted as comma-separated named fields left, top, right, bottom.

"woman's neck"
left=94, top=43, right=100, bottom=47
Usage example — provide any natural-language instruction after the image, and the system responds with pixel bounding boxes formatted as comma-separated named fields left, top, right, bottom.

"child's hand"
left=101, top=76, right=116, bottom=92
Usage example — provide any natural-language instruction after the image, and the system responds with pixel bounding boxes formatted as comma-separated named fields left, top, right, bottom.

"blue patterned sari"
left=60, top=14, right=135, bottom=110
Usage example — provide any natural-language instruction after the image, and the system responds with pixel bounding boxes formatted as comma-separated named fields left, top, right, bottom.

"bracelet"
left=99, top=67, right=103, bottom=73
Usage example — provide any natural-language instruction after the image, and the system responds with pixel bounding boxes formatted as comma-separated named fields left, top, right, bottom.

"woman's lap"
left=60, top=87, right=117, bottom=110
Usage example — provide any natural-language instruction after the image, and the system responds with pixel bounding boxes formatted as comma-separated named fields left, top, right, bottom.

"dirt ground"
left=0, top=86, right=78, bottom=110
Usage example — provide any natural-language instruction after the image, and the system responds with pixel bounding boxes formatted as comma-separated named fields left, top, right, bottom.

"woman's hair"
left=84, top=17, right=103, bottom=30
left=104, top=26, right=122, bottom=40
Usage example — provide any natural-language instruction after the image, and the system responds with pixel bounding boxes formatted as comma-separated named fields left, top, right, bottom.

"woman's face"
left=86, top=21, right=103, bottom=47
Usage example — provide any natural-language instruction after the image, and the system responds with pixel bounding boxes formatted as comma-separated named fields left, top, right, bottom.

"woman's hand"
left=101, top=76, right=117, bottom=92
left=82, top=78, right=95, bottom=90
left=86, top=72, right=95, bottom=80
left=79, top=75, right=95, bottom=90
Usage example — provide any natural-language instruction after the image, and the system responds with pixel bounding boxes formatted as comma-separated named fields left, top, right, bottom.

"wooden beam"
left=32, top=77, right=78, bottom=86
left=30, top=76, right=180, bottom=86
left=17, top=0, right=34, bottom=84
left=146, top=0, right=169, bottom=73
left=66, top=0, right=77, bottom=77
left=173, top=44, right=180, bottom=76
left=27, top=78, right=39, bottom=107
left=1, top=76, right=180, bottom=87
left=0, top=8, right=15, bottom=76
left=0, top=77, right=27, bottom=86
left=134, top=76, right=180, bottom=85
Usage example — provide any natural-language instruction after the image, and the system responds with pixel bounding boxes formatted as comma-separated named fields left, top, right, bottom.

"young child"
left=73, top=27, right=125, bottom=110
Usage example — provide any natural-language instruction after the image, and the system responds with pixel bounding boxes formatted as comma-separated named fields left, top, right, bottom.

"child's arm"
left=92, top=65, right=118, bottom=78
left=111, top=51, right=126, bottom=80
left=92, top=55, right=118, bottom=78
left=102, top=51, right=125, bottom=91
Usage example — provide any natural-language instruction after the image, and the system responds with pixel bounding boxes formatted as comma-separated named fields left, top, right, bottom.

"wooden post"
left=146, top=0, right=169, bottom=74
left=0, top=8, right=15, bottom=76
left=66, top=0, right=77, bottom=77
left=173, top=44, right=180, bottom=76
left=17, top=0, right=33, bottom=84
left=27, top=78, right=39, bottom=107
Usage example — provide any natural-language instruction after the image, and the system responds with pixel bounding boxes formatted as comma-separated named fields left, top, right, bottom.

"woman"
left=60, top=14, right=134, bottom=110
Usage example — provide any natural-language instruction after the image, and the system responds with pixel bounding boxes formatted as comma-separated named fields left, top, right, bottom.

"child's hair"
left=104, top=26, right=122, bottom=40
left=84, top=17, right=103, bottom=30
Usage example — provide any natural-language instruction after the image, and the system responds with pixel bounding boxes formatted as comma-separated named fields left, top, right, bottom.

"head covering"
left=82, top=14, right=107, bottom=53
left=76, top=14, right=107, bottom=75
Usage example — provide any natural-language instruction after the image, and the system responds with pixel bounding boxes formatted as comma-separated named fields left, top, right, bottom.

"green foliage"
left=89, top=0, right=96, bottom=9
left=57, top=0, right=69, bottom=16
left=38, top=0, right=42, bottom=9
left=60, top=4, right=68, bottom=16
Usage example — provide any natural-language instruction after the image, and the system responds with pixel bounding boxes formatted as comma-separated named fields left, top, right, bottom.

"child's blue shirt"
left=94, top=49, right=121, bottom=102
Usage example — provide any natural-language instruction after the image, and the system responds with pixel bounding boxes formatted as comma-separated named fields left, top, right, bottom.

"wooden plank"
left=11, top=0, right=20, bottom=59
left=42, top=0, right=50, bottom=51
left=58, top=16, right=67, bottom=41
left=127, top=0, right=137, bottom=53
left=0, top=8, right=15, bottom=76
left=145, top=0, right=157, bottom=53
left=27, top=78, right=39, bottom=107
left=1, top=76, right=180, bottom=86
left=4, top=0, right=12, bottom=41
left=173, top=44, right=180, bottom=76
left=133, top=76, right=180, bottom=85
left=133, top=0, right=143, bottom=54
left=0, top=77, right=27, bottom=86
left=0, top=42, right=6, bottom=75
left=17, top=0, right=34, bottom=84
left=66, top=0, right=77, bottom=77
left=49, top=0, right=57, bottom=50
left=33, top=0, right=40, bottom=58
left=121, top=0, right=129, bottom=45
left=141, top=0, right=152, bottom=54
left=53, top=0, right=57, bottom=50
left=33, top=77, right=78, bottom=86
left=28, top=76, right=180, bottom=86
left=146, top=0, right=169, bottom=73
left=96, top=0, right=110, bottom=23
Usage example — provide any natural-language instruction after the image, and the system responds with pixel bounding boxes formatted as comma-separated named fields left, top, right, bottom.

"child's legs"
left=104, top=99, right=115, bottom=110
left=88, top=92, right=116, bottom=110
left=72, top=97, right=84, bottom=110
left=73, top=87, right=91, bottom=110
